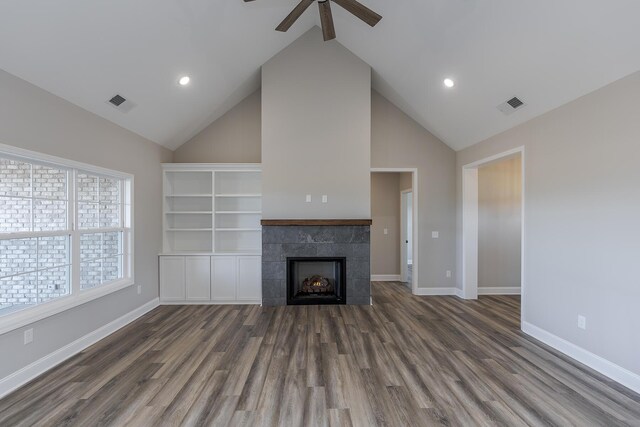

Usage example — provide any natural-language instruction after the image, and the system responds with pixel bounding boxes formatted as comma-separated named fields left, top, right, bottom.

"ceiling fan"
left=244, top=0, right=382, bottom=41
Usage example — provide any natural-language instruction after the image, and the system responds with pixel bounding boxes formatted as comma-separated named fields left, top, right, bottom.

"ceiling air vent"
left=109, top=94, right=126, bottom=107
left=106, top=94, right=136, bottom=113
left=497, top=96, right=526, bottom=116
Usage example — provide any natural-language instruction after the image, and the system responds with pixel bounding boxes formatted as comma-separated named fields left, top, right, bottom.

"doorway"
left=401, top=190, right=413, bottom=287
left=461, top=147, right=525, bottom=320
left=370, top=168, right=418, bottom=294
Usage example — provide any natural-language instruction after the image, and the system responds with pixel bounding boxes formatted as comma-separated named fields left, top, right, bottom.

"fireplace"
left=287, top=257, right=346, bottom=305
left=261, top=220, right=371, bottom=306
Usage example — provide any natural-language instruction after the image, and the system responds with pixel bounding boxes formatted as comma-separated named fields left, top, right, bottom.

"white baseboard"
left=0, top=298, right=160, bottom=399
left=413, top=287, right=463, bottom=297
left=522, top=321, right=640, bottom=395
left=160, top=300, right=261, bottom=305
left=371, top=274, right=402, bottom=282
left=478, top=286, right=521, bottom=295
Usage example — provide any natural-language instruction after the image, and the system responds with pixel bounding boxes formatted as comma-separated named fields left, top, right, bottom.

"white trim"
left=413, top=287, right=463, bottom=297
left=162, top=163, right=261, bottom=172
left=478, top=286, right=521, bottom=295
left=160, top=300, right=261, bottom=305
left=462, top=147, right=524, bottom=169
left=400, top=189, right=412, bottom=283
left=461, top=168, right=479, bottom=299
left=370, top=274, right=402, bottom=281
left=370, top=167, right=417, bottom=173
left=461, top=146, right=525, bottom=321
left=0, top=298, right=159, bottom=399
left=370, top=168, right=419, bottom=296
left=522, top=322, right=640, bottom=395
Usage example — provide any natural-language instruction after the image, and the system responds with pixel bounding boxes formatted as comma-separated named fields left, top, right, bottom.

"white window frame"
left=0, top=143, right=134, bottom=335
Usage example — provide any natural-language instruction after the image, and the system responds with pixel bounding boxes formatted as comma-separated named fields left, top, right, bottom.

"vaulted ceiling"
left=1, top=0, right=639, bottom=150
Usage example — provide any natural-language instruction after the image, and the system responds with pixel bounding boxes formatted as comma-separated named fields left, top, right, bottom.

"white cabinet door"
left=160, top=256, right=185, bottom=301
left=186, top=256, right=211, bottom=301
left=211, top=256, right=237, bottom=301
left=237, top=256, right=262, bottom=301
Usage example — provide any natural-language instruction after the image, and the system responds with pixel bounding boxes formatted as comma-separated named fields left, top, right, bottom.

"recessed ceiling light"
left=178, top=76, right=190, bottom=86
left=443, top=78, right=455, bottom=88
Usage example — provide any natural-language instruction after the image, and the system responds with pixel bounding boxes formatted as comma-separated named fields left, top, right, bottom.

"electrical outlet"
left=577, top=315, right=587, bottom=330
left=432, top=231, right=439, bottom=239
left=322, top=195, right=328, bottom=203
left=305, top=194, right=312, bottom=203
left=24, top=328, right=33, bottom=345
left=383, top=228, right=388, bottom=235
left=446, top=270, right=452, bottom=278
left=137, top=285, right=142, bottom=295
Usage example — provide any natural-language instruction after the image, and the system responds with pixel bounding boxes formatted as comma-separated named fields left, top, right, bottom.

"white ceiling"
left=1, top=1, right=640, bottom=151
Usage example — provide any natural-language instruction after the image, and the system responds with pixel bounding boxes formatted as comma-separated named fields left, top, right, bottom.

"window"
left=0, top=146, right=133, bottom=330
left=77, top=172, right=128, bottom=290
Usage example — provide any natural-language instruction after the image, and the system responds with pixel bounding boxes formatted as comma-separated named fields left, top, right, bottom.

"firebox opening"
left=287, top=257, right=346, bottom=305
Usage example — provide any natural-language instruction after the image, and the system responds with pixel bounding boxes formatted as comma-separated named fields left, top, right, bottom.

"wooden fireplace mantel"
left=260, top=219, right=372, bottom=226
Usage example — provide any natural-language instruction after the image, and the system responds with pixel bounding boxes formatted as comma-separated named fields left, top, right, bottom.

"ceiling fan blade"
left=318, top=0, right=336, bottom=41
left=276, top=0, right=315, bottom=32
left=331, top=0, right=381, bottom=27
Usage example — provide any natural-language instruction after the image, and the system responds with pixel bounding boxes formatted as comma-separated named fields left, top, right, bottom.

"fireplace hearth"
left=287, top=257, right=346, bottom=305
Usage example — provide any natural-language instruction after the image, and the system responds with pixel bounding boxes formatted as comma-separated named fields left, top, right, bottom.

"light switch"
left=322, top=195, right=328, bottom=203
left=305, top=194, right=312, bottom=203
left=384, top=228, right=388, bottom=235
left=432, top=231, right=439, bottom=238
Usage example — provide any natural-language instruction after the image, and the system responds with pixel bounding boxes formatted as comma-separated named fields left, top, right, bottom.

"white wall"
left=0, top=69, right=172, bottom=379
left=372, top=91, right=457, bottom=289
left=478, top=156, right=522, bottom=289
left=261, top=27, right=371, bottom=219
left=456, top=71, right=640, bottom=378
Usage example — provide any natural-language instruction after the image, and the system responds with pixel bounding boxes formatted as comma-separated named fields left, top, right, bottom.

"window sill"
left=0, top=278, right=134, bottom=336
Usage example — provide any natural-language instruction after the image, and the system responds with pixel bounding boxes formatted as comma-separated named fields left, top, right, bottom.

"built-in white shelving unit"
left=160, top=164, right=262, bottom=304
left=162, top=164, right=262, bottom=254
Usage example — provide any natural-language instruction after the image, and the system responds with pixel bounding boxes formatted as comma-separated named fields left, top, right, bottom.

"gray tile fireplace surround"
left=262, top=224, right=371, bottom=306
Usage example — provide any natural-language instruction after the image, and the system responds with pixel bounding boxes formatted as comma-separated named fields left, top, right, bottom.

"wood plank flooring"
left=2, top=282, right=640, bottom=426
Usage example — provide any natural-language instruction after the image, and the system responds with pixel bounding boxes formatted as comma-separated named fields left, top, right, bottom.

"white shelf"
left=215, top=228, right=261, bottom=232
left=166, top=211, right=213, bottom=214
left=215, top=194, right=261, bottom=198
left=166, top=194, right=213, bottom=197
left=215, top=211, right=261, bottom=214
left=167, top=228, right=213, bottom=232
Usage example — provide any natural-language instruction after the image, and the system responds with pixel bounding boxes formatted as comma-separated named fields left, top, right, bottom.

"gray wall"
left=0, top=69, right=172, bottom=379
left=372, top=91, right=457, bottom=289
left=261, top=28, right=371, bottom=219
left=173, top=90, right=261, bottom=163
left=456, top=71, right=640, bottom=376
left=399, top=173, right=412, bottom=192
left=478, top=156, right=522, bottom=289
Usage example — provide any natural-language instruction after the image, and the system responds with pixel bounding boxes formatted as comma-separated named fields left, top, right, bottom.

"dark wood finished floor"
left=2, top=282, right=640, bottom=426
